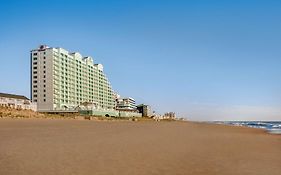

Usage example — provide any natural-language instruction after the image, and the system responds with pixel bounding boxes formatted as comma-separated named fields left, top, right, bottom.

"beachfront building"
left=112, top=97, right=141, bottom=117
left=30, top=45, right=115, bottom=112
left=137, top=104, right=152, bottom=117
left=0, top=92, right=37, bottom=111
left=116, top=97, right=137, bottom=111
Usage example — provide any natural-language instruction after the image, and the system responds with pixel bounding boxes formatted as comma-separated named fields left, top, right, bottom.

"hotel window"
left=44, top=52, right=46, bottom=55
left=34, top=95, right=37, bottom=97
left=43, top=66, right=46, bottom=69
left=33, top=53, right=37, bottom=56
left=33, top=90, right=37, bottom=93
left=43, top=75, right=46, bottom=78
left=43, top=61, right=46, bottom=64
left=43, top=71, right=46, bottom=73
left=43, top=99, right=46, bottom=102
left=33, top=62, right=37, bottom=65
left=34, top=99, right=37, bottom=102
left=33, top=76, right=37, bottom=79
left=33, top=71, right=37, bottom=74
left=34, top=67, right=37, bottom=70
left=43, top=80, right=46, bottom=83
left=33, top=85, right=37, bottom=88
left=44, top=85, right=46, bottom=88
left=44, top=94, right=46, bottom=97
left=33, top=57, right=37, bottom=60
left=33, top=80, right=37, bottom=83
left=44, top=57, right=46, bottom=59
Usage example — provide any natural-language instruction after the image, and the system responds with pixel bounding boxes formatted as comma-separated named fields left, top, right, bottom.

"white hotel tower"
left=30, top=45, right=116, bottom=112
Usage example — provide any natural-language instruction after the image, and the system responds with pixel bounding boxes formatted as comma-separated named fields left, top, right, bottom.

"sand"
left=0, top=119, right=280, bottom=175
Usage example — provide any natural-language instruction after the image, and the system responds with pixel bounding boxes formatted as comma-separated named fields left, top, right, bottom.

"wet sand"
left=0, top=119, right=280, bottom=175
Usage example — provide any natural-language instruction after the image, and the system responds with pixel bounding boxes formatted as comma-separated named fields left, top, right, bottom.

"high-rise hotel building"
left=31, top=45, right=115, bottom=111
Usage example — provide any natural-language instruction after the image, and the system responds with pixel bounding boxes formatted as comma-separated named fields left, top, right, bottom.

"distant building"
left=30, top=45, right=115, bottom=112
left=163, top=112, right=176, bottom=119
left=116, top=97, right=137, bottom=111
left=137, top=104, right=152, bottom=117
left=0, top=93, right=37, bottom=111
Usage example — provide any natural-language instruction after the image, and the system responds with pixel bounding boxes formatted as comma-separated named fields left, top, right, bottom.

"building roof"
left=137, top=104, right=149, bottom=107
left=0, top=93, right=29, bottom=100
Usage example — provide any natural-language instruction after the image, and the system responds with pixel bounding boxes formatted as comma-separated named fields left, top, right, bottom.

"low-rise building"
left=116, top=97, right=137, bottom=111
left=137, top=104, right=152, bottom=117
left=0, top=93, right=37, bottom=111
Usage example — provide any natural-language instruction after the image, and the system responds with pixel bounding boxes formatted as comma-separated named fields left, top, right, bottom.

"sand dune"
left=0, top=119, right=280, bottom=175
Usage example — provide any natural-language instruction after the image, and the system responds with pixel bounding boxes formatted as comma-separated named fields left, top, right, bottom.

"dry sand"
left=0, top=119, right=280, bottom=175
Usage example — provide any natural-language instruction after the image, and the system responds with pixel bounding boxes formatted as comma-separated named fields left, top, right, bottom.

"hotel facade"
left=31, top=45, right=116, bottom=112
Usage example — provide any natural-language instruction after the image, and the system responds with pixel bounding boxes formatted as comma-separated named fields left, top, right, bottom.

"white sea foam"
left=267, top=129, right=281, bottom=134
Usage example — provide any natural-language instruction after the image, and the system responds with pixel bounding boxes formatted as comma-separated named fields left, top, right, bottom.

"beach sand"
left=0, top=119, right=280, bottom=175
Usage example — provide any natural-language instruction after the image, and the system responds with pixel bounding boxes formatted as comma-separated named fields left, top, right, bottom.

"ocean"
left=213, top=121, right=281, bottom=134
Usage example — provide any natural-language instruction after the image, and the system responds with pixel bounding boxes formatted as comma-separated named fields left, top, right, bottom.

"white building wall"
left=31, top=46, right=54, bottom=111
left=0, top=97, right=37, bottom=111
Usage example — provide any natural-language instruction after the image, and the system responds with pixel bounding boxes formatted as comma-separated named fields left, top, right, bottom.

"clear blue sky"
left=0, top=0, right=281, bottom=120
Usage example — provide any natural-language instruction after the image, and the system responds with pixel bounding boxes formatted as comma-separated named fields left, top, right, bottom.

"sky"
left=0, top=0, right=281, bottom=121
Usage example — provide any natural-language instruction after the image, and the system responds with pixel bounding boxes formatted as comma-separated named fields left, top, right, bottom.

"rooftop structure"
left=0, top=93, right=29, bottom=100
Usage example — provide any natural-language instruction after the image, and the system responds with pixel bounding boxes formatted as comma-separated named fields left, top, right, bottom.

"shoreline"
left=1, top=117, right=280, bottom=135
left=208, top=121, right=281, bottom=135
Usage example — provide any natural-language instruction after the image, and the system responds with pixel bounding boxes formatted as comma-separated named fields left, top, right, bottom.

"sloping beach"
left=0, top=119, right=280, bottom=175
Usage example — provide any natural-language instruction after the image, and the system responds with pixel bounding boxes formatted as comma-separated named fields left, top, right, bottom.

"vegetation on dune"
left=0, top=106, right=75, bottom=119
left=0, top=106, right=44, bottom=118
